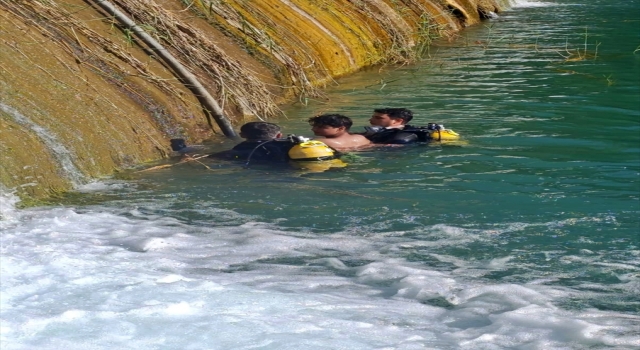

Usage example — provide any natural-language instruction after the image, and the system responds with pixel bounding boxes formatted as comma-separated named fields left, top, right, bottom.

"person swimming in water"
left=308, top=114, right=372, bottom=152
left=208, top=122, right=292, bottom=162
left=208, top=121, right=341, bottom=168
left=363, top=108, right=420, bottom=144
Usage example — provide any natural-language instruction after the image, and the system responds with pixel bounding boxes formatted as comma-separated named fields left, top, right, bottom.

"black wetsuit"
left=209, top=139, right=295, bottom=163
left=363, top=125, right=432, bottom=144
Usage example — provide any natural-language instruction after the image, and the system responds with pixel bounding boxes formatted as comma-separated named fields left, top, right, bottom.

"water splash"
left=0, top=102, right=86, bottom=186
left=509, top=0, right=556, bottom=7
left=0, top=188, right=21, bottom=227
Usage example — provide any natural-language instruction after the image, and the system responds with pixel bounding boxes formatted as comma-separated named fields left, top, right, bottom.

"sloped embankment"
left=0, top=0, right=507, bottom=202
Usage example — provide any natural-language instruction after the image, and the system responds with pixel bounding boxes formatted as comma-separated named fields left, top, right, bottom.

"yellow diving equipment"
left=292, top=158, right=347, bottom=172
left=428, top=128, right=460, bottom=141
left=288, top=140, right=336, bottom=161
left=287, top=137, right=347, bottom=172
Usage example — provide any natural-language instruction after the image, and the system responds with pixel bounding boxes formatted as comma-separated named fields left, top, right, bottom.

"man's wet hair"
left=374, top=108, right=413, bottom=124
left=308, top=114, right=353, bottom=130
left=240, top=122, right=281, bottom=140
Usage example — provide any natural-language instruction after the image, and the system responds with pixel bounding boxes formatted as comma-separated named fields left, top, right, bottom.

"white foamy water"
left=1, top=192, right=638, bottom=350
left=510, top=0, right=557, bottom=8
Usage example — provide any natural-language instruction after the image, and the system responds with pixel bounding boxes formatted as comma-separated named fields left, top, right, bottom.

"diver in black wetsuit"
left=170, top=122, right=342, bottom=171
left=363, top=108, right=454, bottom=144
left=208, top=122, right=294, bottom=163
left=363, top=108, right=421, bottom=144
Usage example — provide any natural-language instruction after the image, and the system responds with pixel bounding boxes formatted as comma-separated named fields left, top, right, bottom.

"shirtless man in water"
left=308, top=114, right=372, bottom=152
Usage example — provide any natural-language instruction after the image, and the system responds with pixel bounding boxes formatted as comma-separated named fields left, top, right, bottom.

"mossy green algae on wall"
left=0, top=2, right=206, bottom=201
left=190, top=0, right=509, bottom=92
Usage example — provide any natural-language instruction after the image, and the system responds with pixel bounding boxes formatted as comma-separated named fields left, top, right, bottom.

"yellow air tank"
left=288, top=140, right=337, bottom=161
left=429, top=129, right=460, bottom=141
left=292, top=158, right=347, bottom=172
left=288, top=140, right=347, bottom=172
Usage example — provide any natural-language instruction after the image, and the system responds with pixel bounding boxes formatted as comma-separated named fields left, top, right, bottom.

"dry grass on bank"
left=109, top=0, right=281, bottom=119
left=2, top=0, right=282, bottom=127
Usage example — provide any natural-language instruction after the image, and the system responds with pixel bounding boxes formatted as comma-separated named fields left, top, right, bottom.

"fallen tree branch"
left=87, top=0, right=237, bottom=138
left=134, top=154, right=211, bottom=173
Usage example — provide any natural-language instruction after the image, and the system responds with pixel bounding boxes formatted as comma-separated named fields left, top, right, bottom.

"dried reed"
left=1, top=0, right=282, bottom=132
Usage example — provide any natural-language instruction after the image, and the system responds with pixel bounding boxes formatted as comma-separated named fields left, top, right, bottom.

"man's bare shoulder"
left=347, top=134, right=369, bottom=141
left=314, top=134, right=372, bottom=151
left=342, top=134, right=373, bottom=150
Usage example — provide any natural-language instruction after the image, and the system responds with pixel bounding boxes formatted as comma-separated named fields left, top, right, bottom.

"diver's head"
left=370, top=108, right=413, bottom=128
left=239, top=122, right=282, bottom=141
left=308, top=114, right=352, bottom=138
left=170, top=138, right=187, bottom=151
